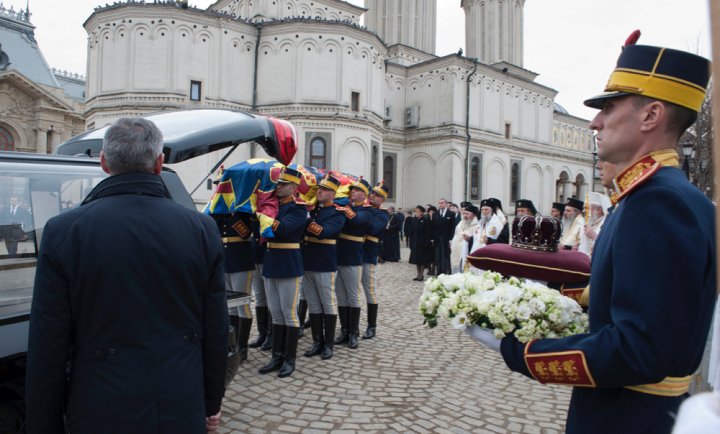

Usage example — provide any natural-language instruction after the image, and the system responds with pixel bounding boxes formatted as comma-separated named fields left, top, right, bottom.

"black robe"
left=381, top=212, right=403, bottom=262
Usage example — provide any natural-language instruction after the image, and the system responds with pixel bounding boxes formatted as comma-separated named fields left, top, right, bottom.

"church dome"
left=553, top=102, right=569, bottom=115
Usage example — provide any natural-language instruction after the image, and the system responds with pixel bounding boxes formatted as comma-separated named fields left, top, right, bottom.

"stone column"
left=36, top=128, right=47, bottom=154
left=562, top=181, right=572, bottom=202
left=50, top=130, right=62, bottom=153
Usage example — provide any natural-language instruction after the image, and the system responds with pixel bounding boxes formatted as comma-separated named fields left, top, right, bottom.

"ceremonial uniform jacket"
left=302, top=201, right=346, bottom=272
left=336, top=201, right=373, bottom=266
left=212, top=213, right=255, bottom=273
left=250, top=217, right=266, bottom=265
left=500, top=162, right=716, bottom=434
left=262, top=197, right=308, bottom=278
left=363, top=206, right=389, bottom=265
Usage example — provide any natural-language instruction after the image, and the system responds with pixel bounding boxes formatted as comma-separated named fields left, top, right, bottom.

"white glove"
left=464, top=324, right=501, bottom=353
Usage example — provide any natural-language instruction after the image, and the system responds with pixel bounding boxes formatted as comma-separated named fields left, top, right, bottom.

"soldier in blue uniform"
left=361, top=181, right=390, bottom=340
left=212, top=212, right=255, bottom=363
left=248, top=218, right=273, bottom=351
left=334, top=178, right=373, bottom=349
left=258, top=167, right=309, bottom=378
left=301, top=175, right=347, bottom=360
left=469, top=36, right=716, bottom=434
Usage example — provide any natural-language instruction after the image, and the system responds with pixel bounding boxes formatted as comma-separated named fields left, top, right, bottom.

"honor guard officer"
left=334, top=178, right=373, bottom=349
left=212, top=211, right=255, bottom=363
left=258, top=167, right=309, bottom=378
left=248, top=218, right=273, bottom=352
left=471, top=34, right=716, bottom=434
left=209, top=168, right=255, bottom=362
left=301, top=175, right=347, bottom=360
left=361, top=181, right=390, bottom=340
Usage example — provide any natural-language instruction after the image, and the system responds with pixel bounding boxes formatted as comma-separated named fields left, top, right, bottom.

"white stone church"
left=82, top=0, right=594, bottom=212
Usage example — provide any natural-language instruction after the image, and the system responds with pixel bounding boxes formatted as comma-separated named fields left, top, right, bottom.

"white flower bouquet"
left=419, top=271, right=589, bottom=343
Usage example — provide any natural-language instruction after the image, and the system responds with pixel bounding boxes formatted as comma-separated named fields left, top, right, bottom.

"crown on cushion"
left=511, top=215, right=562, bottom=253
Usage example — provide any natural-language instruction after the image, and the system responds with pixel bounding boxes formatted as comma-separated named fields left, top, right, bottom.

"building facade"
left=83, top=0, right=594, bottom=212
left=0, top=5, right=85, bottom=154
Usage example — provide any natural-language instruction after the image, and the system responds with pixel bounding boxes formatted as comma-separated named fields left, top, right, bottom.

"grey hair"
left=103, top=117, right=163, bottom=174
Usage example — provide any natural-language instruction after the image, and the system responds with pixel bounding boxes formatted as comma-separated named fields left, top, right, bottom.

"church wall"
left=80, top=3, right=593, bottom=209
left=211, top=0, right=363, bottom=24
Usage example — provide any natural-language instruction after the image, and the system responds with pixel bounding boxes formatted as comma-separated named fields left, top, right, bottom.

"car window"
left=0, top=161, right=107, bottom=319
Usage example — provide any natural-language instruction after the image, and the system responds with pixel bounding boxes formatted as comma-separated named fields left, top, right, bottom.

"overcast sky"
left=11, top=0, right=712, bottom=121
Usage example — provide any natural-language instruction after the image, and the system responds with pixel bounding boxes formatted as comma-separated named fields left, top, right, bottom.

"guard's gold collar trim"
left=611, top=150, right=678, bottom=205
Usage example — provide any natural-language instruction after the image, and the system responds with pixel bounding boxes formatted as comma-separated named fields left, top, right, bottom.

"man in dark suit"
left=1, top=196, right=31, bottom=257
left=432, top=198, right=456, bottom=275
left=26, top=118, right=228, bottom=433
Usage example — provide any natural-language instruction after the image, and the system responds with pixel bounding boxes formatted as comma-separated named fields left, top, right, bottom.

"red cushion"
left=467, top=244, right=590, bottom=284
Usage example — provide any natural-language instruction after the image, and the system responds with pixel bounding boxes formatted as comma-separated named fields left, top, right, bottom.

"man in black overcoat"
left=26, top=118, right=228, bottom=433
left=431, top=198, right=456, bottom=275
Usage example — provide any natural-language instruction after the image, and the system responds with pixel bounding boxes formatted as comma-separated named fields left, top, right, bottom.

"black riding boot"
left=297, top=299, right=308, bottom=338
left=248, top=306, right=268, bottom=348
left=303, top=314, right=324, bottom=357
left=258, top=324, right=285, bottom=374
left=238, top=317, right=253, bottom=361
left=348, top=307, right=361, bottom=349
left=334, top=306, right=349, bottom=345
left=321, top=314, right=337, bottom=360
left=362, top=304, right=378, bottom=340
left=261, top=311, right=273, bottom=351
left=278, top=326, right=300, bottom=378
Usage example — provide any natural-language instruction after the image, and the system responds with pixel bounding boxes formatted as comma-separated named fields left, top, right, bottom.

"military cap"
left=277, top=166, right=302, bottom=185
left=318, top=174, right=341, bottom=192
left=584, top=31, right=711, bottom=112
left=566, top=197, right=584, bottom=211
left=515, top=199, right=537, bottom=215
left=552, top=202, right=566, bottom=214
left=349, top=177, right=371, bottom=195
left=371, top=180, right=390, bottom=199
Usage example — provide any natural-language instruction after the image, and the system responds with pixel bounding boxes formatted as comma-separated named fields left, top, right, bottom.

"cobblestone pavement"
left=220, top=248, right=571, bottom=434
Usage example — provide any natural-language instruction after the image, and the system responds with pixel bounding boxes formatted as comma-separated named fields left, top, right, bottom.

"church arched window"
left=470, top=156, right=480, bottom=200
left=0, top=126, right=14, bottom=151
left=510, top=160, right=521, bottom=202
left=310, top=137, right=326, bottom=169
left=382, top=155, right=394, bottom=199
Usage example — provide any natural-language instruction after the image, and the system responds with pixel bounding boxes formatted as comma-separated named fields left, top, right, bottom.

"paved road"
left=220, top=248, right=571, bottom=434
